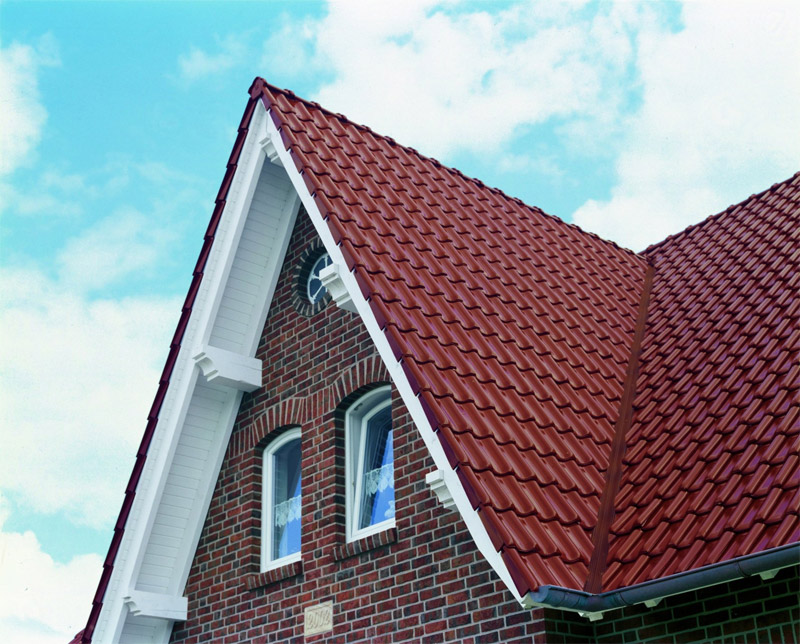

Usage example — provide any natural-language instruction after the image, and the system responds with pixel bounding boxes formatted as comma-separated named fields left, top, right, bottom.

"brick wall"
left=170, top=212, right=549, bottom=643
left=546, top=565, right=799, bottom=644
left=169, top=211, right=800, bottom=643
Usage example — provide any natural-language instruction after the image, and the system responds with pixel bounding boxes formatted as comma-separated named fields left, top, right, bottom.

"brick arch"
left=245, top=396, right=307, bottom=453
left=329, top=354, right=390, bottom=409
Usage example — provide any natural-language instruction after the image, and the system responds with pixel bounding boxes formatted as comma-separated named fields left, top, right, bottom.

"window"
left=345, top=387, right=395, bottom=541
left=306, top=252, right=332, bottom=304
left=262, top=428, right=302, bottom=570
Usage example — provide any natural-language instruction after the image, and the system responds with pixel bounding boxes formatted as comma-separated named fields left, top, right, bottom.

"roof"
left=604, top=174, right=800, bottom=589
left=259, top=82, right=650, bottom=593
left=255, top=78, right=799, bottom=596
left=78, top=79, right=799, bottom=640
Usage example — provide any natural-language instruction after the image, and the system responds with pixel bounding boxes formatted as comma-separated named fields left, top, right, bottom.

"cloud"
left=0, top=494, right=102, bottom=642
left=56, top=207, right=175, bottom=291
left=178, top=34, right=246, bottom=82
left=257, top=1, right=798, bottom=249
left=0, top=185, right=83, bottom=218
left=262, top=2, right=657, bottom=161
left=0, top=35, right=59, bottom=177
left=0, top=268, right=180, bottom=528
left=571, top=2, right=800, bottom=250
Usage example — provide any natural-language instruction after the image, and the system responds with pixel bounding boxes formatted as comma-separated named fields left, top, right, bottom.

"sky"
left=0, top=1, right=798, bottom=641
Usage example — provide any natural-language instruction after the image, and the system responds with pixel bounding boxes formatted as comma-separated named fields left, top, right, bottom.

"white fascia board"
left=195, top=107, right=271, bottom=351
left=95, top=105, right=285, bottom=644
left=101, top=361, right=202, bottom=644
left=243, top=189, right=300, bottom=356
left=260, top=102, right=524, bottom=605
left=171, top=389, right=243, bottom=597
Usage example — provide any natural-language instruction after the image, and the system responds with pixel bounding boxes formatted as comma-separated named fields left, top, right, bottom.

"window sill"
left=245, top=559, right=303, bottom=590
left=333, top=527, right=397, bottom=561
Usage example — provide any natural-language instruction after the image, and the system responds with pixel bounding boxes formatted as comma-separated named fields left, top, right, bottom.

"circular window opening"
left=306, top=252, right=332, bottom=305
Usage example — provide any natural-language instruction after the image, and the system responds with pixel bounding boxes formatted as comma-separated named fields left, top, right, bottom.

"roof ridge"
left=641, top=170, right=800, bottom=256
left=250, top=77, right=643, bottom=264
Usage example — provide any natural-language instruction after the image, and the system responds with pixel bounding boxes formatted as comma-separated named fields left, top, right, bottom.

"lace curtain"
left=273, top=494, right=302, bottom=528
left=363, top=462, right=394, bottom=495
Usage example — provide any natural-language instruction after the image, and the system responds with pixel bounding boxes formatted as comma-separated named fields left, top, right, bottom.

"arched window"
left=262, top=428, right=302, bottom=570
left=345, top=387, right=394, bottom=541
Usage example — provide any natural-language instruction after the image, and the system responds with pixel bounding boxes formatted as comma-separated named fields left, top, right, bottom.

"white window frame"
left=261, top=427, right=302, bottom=572
left=345, top=386, right=395, bottom=542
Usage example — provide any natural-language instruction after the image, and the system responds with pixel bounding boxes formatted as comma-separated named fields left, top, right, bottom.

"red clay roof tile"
left=255, top=80, right=799, bottom=596
left=604, top=172, right=800, bottom=591
left=258, top=81, right=647, bottom=595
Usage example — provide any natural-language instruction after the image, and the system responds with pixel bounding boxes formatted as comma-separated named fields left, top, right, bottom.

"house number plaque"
left=304, top=601, right=333, bottom=636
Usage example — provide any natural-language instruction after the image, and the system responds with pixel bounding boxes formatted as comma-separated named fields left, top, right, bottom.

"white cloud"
left=0, top=268, right=180, bottom=528
left=0, top=494, right=102, bottom=642
left=0, top=35, right=59, bottom=176
left=56, top=207, right=175, bottom=291
left=258, top=1, right=798, bottom=249
left=178, top=34, right=245, bottom=82
left=263, top=2, right=656, bottom=160
left=0, top=185, right=83, bottom=218
left=572, top=2, right=800, bottom=250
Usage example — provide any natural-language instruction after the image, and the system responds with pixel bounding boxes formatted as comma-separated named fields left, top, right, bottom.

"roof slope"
left=604, top=173, right=800, bottom=589
left=256, top=80, right=649, bottom=594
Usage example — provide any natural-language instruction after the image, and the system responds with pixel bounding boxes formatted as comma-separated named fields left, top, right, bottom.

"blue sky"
left=1, top=1, right=798, bottom=642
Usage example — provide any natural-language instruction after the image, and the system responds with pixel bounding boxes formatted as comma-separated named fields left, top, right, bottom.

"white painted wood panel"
left=219, top=281, right=258, bottom=304
left=135, top=380, right=229, bottom=595
left=162, top=486, right=199, bottom=503
left=208, top=160, right=293, bottom=353
left=233, top=254, right=269, bottom=274
left=151, top=513, right=188, bottom=530
left=145, top=543, right=179, bottom=559
left=171, top=452, right=207, bottom=472
left=182, top=413, right=219, bottom=432
left=211, top=314, right=250, bottom=336
left=138, top=566, right=171, bottom=585
left=119, top=616, right=158, bottom=644
left=175, top=433, right=213, bottom=451
left=237, top=238, right=270, bottom=257
left=150, top=524, right=183, bottom=542
left=216, top=295, right=254, bottom=316
left=141, top=553, right=176, bottom=569
left=174, top=440, right=210, bottom=457
left=228, top=264, right=262, bottom=286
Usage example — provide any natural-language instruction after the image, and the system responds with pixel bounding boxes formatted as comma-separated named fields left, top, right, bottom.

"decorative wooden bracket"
left=193, top=345, right=262, bottom=392
left=123, top=590, right=188, bottom=621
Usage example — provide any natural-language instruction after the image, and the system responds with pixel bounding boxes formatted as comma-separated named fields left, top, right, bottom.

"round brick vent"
left=292, top=240, right=332, bottom=317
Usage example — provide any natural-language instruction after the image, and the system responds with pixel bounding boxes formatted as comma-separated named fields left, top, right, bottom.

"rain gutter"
left=525, top=544, right=800, bottom=620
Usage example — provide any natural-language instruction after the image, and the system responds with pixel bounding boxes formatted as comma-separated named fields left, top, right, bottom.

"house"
left=72, top=79, right=799, bottom=643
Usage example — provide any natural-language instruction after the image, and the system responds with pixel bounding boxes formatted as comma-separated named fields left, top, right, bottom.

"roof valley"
left=583, top=262, right=656, bottom=594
